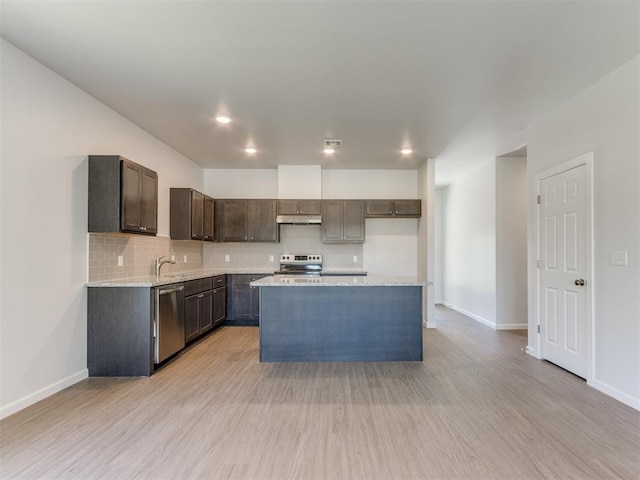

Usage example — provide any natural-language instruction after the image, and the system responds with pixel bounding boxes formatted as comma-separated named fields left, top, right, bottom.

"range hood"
left=276, top=214, right=322, bottom=225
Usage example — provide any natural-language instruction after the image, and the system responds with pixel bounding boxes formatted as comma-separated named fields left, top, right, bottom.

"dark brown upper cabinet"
left=365, top=199, right=422, bottom=218
left=215, top=199, right=278, bottom=242
left=277, top=199, right=322, bottom=215
left=321, top=200, right=365, bottom=243
left=170, top=188, right=215, bottom=241
left=89, top=155, right=158, bottom=235
left=203, top=196, right=215, bottom=241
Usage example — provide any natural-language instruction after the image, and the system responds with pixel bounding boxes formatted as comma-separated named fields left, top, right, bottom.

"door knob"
left=575, top=279, right=585, bottom=286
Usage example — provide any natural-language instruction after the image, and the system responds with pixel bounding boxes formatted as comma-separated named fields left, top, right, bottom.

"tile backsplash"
left=203, top=225, right=364, bottom=270
left=88, top=233, right=203, bottom=281
left=89, top=225, right=364, bottom=281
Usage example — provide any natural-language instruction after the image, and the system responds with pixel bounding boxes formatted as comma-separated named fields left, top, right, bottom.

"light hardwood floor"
left=1, top=306, right=638, bottom=479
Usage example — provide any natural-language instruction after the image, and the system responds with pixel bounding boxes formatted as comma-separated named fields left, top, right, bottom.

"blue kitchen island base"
left=258, top=283, right=423, bottom=362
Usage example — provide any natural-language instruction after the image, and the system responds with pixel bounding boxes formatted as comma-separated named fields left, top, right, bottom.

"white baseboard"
left=444, top=303, right=495, bottom=328
left=423, top=319, right=437, bottom=329
left=496, top=323, right=528, bottom=330
left=442, top=303, right=527, bottom=331
left=0, top=369, right=88, bottom=420
left=589, top=378, right=640, bottom=411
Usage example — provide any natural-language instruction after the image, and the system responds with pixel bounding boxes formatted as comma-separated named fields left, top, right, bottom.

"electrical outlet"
left=225, top=255, right=230, bottom=263
left=117, top=255, right=124, bottom=267
left=352, top=255, right=358, bottom=263
left=183, top=255, right=187, bottom=263
left=610, top=251, right=628, bottom=266
left=269, top=255, right=274, bottom=263
left=171, top=255, right=176, bottom=262
left=398, top=255, right=403, bottom=262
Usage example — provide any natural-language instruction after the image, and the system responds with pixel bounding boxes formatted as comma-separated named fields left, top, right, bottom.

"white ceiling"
left=1, top=1, right=638, bottom=184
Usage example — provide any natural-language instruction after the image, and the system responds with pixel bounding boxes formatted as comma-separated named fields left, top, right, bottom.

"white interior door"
left=539, top=164, right=587, bottom=378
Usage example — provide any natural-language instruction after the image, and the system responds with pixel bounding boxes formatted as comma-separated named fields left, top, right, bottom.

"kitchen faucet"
left=155, top=256, right=176, bottom=276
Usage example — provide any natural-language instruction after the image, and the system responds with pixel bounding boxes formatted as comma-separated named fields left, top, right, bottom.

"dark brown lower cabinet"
left=212, top=274, right=227, bottom=327
left=225, top=274, right=268, bottom=326
left=88, top=286, right=155, bottom=376
left=185, top=290, right=212, bottom=343
left=212, top=286, right=226, bottom=326
left=184, top=277, right=214, bottom=343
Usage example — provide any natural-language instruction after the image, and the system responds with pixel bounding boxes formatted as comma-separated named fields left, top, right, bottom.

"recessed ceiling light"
left=401, top=148, right=413, bottom=155
left=215, top=115, right=231, bottom=124
left=323, top=147, right=335, bottom=155
left=245, top=147, right=257, bottom=154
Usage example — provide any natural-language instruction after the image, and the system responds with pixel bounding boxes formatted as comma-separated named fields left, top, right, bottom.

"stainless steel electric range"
left=274, top=254, right=323, bottom=276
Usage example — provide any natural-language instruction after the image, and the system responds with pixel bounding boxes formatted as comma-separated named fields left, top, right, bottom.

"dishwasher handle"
left=158, top=285, right=184, bottom=296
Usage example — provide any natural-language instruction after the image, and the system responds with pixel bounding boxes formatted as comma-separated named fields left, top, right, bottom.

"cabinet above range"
left=277, top=199, right=322, bottom=215
left=88, top=155, right=158, bottom=235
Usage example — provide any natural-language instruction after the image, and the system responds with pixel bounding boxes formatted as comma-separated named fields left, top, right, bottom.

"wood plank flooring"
left=1, top=306, right=638, bottom=479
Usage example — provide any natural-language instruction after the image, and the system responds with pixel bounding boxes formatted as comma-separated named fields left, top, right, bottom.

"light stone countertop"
left=86, top=269, right=276, bottom=287
left=251, top=275, right=425, bottom=287
left=320, top=269, right=368, bottom=276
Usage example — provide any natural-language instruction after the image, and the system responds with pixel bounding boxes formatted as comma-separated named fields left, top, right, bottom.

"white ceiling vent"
left=324, top=139, right=343, bottom=147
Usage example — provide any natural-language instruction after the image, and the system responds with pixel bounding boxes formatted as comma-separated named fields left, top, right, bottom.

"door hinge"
left=537, top=325, right=540, bottom=334
left=537, top=195, right=541, bottom=205
left=537, top=259, right=541, bottom=268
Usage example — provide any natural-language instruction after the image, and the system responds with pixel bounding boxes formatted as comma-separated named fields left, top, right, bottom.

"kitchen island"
left=251, top=275, right=424, bottom=362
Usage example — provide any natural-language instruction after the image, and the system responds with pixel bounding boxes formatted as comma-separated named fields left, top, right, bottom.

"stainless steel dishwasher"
left=154, top=284, right=185, bottom=364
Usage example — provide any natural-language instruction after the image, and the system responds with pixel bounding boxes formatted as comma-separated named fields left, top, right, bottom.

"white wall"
left=527, top=55, right=640, bottom=408
left=441, top=159, right=497, bottom=326
left=496, top=156, right=527, bottom=329
left=417, top=160, right=436, bottom=326
left=363, top=219, right=417, bottom=277
left=204, top=169, right=278, bottom=198
left=434, top=188, right=444, bottom=304
left=0, top=40, right=203, bottom=418
left=323, top=169, right=419, bottom=277
left=277, top=165, right=321, bottom=198
left=321, top=170, right=418, bottom=199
